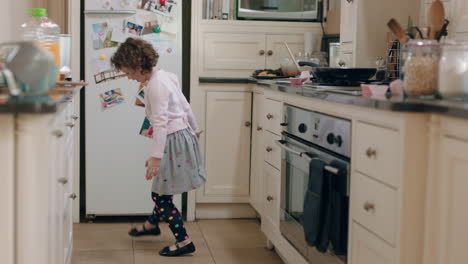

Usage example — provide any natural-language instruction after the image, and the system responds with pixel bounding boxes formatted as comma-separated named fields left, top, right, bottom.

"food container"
left=438, top=40, right=468, bottom=98
left=280, top=58, right=300, bottom=77
left=401, top=40, right=440, bottom=96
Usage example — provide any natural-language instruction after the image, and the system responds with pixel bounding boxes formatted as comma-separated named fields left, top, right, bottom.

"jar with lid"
left=401, top=40, right=440, bottom=96
left=438, top=40, right=468, bottom=98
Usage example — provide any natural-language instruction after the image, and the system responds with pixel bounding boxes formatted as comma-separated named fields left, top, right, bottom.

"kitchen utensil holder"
left=386, top=39, right=402, bottom=81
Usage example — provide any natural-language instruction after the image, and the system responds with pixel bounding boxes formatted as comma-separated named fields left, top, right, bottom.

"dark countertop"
left=0, top=86, right=82, bottom=114
left=199, top=77, right=256, bottom=84
left=199, top=77, right=468, bottom=119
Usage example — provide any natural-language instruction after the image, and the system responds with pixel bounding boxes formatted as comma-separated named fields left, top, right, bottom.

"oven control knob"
left=336, top=135, right=343, bottom=147
left=327, top=133, right=335, bottom=144
left=298, top=123, right=307, bottom=133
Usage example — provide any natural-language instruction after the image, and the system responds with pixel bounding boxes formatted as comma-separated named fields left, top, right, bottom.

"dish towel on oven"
left=303, top=159, right=348, bottom=255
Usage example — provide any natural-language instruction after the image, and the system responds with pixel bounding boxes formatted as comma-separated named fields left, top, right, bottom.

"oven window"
left=240, top=0, right=318, bottom=12
left=284, top=153, right=309, bottom=224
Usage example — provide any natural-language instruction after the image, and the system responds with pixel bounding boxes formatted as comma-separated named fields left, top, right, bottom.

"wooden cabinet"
left=436, top=137, right=468, bottom=264
left=198, top=91, right=252, bottom=203
left=262, top=162, right=281, bottom=233
left=350, top=223, right=395, bottom=264
left=0, top=98, right=78, bottom=264
left=250, top=92, right=265, bottom=214
left=339, top=0, right=420, bottom=67
left=424, top=117, right=468, bottom=264
left=200, top=32, right=306, bottom=77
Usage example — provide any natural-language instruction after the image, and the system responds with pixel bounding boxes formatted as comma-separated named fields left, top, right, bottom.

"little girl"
left=111, top=38, right=206, bottom=257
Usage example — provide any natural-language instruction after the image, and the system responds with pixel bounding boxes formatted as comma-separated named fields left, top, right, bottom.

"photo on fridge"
left=92, top=22, right=119, bottom=50
left=99, top=88, right=125, bottom=109
left=126, top=21, right=144, bottom=36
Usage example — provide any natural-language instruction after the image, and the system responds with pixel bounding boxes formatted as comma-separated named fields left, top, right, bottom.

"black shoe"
left=128, top=224, right=161, bottom=237
left=159, top=242, right=196, bottom=257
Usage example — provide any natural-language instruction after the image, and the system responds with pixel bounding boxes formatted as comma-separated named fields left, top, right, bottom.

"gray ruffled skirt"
left=152, top=128, right=207, bottom=195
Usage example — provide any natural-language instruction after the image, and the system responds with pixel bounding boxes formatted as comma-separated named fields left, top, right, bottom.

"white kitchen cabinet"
left=200, top=32, right=306, bottom=77
left=0, top=98, right=78, bottom=264
left=339, top=0, right=420, bottom=67
left=198, top=91, right=252, bottom=203
left=250, top=92, right=265, bottom=214
left=263, top=97, right=283, bottom=136
left=350, top=223, right=395, bottom=264
left=261, top=162, right=281, bottom=234
left=423, top=117, right=468, bottom=264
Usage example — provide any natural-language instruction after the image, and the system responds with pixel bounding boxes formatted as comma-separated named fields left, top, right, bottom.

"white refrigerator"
left=84, top=0, right=183, bottom=217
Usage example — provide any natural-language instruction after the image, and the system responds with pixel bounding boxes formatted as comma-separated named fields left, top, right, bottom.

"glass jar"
left=402, top=40, right=440, bottom=96
left=438, top=40, right=468, bottom=98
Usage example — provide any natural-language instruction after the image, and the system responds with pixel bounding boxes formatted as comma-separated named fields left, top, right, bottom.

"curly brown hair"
left=110, top=38, right=159, bottom=73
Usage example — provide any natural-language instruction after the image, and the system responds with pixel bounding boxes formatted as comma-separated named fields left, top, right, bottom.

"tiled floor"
left=72, top=219, right=284, bottom=264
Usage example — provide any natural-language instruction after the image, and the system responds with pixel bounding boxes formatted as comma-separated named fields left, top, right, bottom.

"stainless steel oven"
left=237, top=0, right=320, bottom=21
left=277, top=105, right=351, bottom=263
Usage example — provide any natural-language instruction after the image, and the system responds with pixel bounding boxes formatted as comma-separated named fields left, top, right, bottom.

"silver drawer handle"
left=266, top=146, right=273, bottom=152
left=266, top=113, right=274, bottom=120
left=245, top=121, right=251, bottom=127
left=267, top=195, right=274, bottom=202
left=364, top=202, right=375, bottom=212
left=58, top=177, right=68, bottom=184
left=275, top=140, right=340, bottom=175
left=71, top=114, right=79, bottom=120
left=366, top=148, right=377, bottom=158
left=257, top=126, right=263, bottom=131
left=69, top=193, right=77, bottom=200
left=66, top=121, right=75, bottom=128
left=53, top=130, right=63, bottom=138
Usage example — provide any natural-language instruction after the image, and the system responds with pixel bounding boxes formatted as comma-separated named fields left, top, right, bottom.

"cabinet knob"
left=366, top=148, right=377, bottom=158
left=66, top=121, right=75, bottom=128
left=346, top=0, right=353, bottom=3
left=245, top=121, right=252, bottom=127
left=338, top=60, right=347, bottom=67
left=58, top=177, right=68, bottom=184
left=363, top=202, right=375, bottom=212
left=267, top=195, right=274, bottom=202
left=266, top=146, right=273, bottom=152
left=266, top=113, right=274, bottom=120
left=69, top=193, right=78, bottom=200
left=71, top=114, right=79, bottom=120
left=259, top=50, right=265, bottom=56
left=267, top=50, right=273, bottom=56
left=53, top=129, right=64, bottom=138
left=257, top=126, right=263, bottom=131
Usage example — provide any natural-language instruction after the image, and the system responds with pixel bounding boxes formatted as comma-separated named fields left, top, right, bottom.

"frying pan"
left=311, top=67, right=377, bottom=83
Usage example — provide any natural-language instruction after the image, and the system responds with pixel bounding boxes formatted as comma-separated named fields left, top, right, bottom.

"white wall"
left=420, top=0, right=468, bottom=39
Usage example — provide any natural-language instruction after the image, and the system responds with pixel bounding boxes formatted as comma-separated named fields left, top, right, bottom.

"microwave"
left=237, top=0, right=320, bottom=21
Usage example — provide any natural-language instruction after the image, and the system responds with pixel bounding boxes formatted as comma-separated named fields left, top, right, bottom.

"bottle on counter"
left=21, top=8, right=60, bottom=80
left=438, top=40, right=468, bottom=99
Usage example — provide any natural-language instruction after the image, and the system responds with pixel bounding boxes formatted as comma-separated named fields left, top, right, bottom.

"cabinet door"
left=203, top=32, right=266, bottom=72
left=436, top=137, right=468, bottom=264
left=202, top=92, right=252, bottom=202
left=263, top=163, right=281, bottom=231
left=349, top=223, right=395, bottom=264
left=265, top=34, right=305, bottom=70
left=340, top=0, right=357, bottom=43
left=250, top=93, right=265, bottom=213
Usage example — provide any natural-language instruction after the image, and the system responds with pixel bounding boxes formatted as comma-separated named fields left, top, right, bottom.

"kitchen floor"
left=71, top=219, right=284, bottom=264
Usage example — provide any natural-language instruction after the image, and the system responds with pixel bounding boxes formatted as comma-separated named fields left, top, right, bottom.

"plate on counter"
left=251, top=75, right=289, bottom=80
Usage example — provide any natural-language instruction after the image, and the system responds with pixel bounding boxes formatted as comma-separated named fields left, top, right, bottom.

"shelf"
left=83, top=10, right=136, bottom=15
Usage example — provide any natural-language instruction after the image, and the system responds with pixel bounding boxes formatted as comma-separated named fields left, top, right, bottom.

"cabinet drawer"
left=350, top=222, right=395, bottom=264
left=264, top=98, right=283, bottom=135
left=263, top=162, right=281, bottom=230
left=264, top=131, right=281, bottom=170
left=351, top=172, right=398, bottom=245
left=355, top=121, right=400, bottom=187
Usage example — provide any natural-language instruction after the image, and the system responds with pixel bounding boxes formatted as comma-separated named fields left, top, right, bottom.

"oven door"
left=276, top=133, right=349, bottom=263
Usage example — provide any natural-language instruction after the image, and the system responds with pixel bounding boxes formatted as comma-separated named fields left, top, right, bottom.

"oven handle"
left=275, top=140, right=341, bottom=175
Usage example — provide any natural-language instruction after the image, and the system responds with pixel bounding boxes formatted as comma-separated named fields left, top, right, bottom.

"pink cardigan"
left=144, top=69, right=200, bottom=158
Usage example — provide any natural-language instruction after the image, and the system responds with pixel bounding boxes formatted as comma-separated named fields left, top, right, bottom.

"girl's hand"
left=145, top=157, right=161, bottom=180
left=196, top=130, right=204, bottom=139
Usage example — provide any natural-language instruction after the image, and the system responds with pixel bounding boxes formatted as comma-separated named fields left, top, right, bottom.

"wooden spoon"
left=387, top=18, right=409, bottom=44
left=428, top=0, right=445, bottom=40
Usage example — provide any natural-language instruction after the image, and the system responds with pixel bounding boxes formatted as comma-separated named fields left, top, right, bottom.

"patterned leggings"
left=147, top=192, right=189, bottom=243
